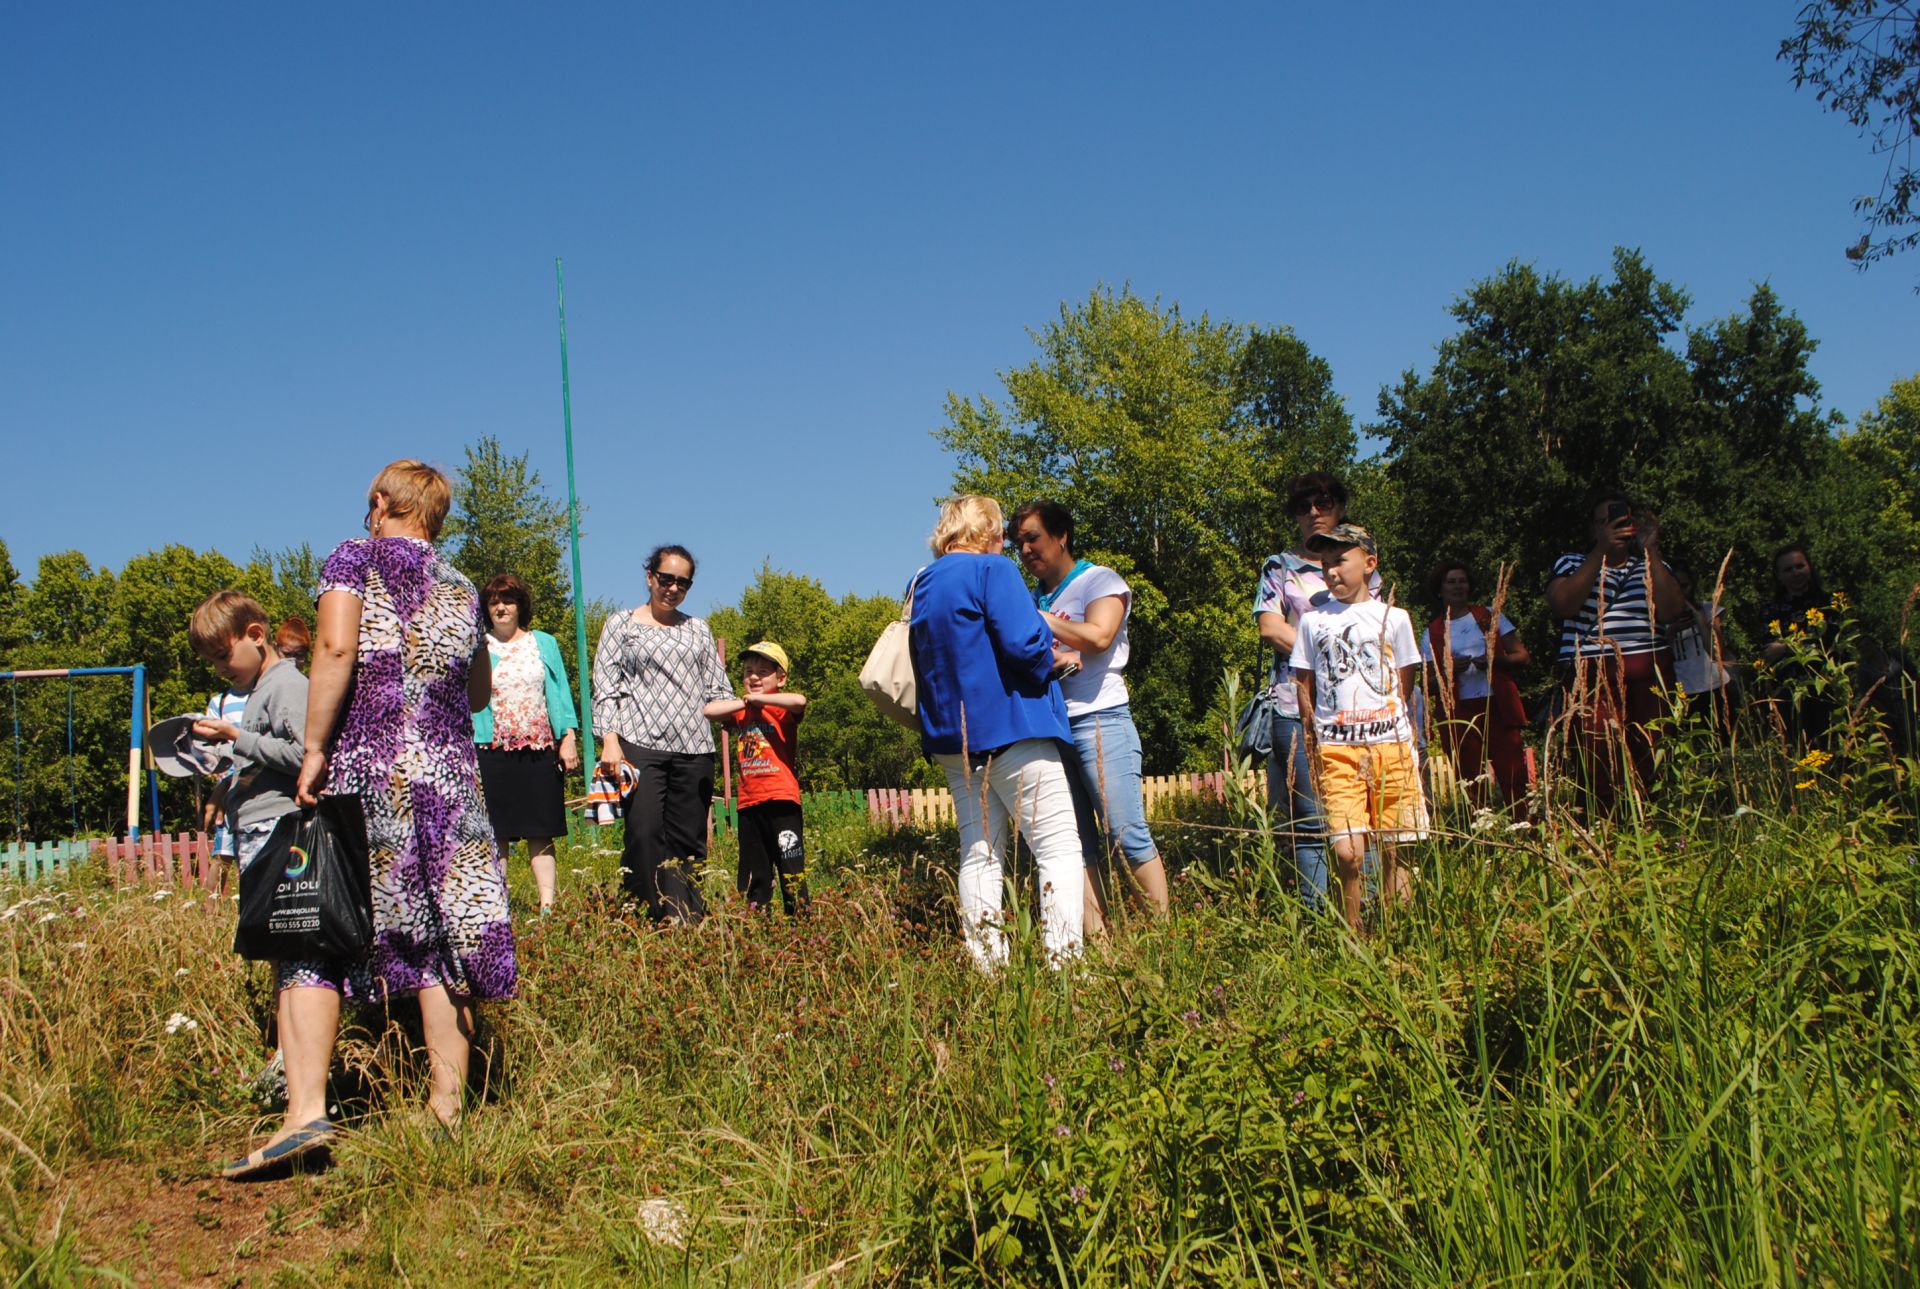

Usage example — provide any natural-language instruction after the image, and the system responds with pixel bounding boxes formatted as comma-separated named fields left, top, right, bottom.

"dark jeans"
left=737, top=800, right=810, bottom=916
left=622, top=749, right=712, bottom=924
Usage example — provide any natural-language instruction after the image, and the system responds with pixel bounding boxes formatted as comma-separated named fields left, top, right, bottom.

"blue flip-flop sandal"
left=222, top=1119, right=336, bottom=1180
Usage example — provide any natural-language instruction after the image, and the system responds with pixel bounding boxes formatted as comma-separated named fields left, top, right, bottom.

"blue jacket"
left=909, top=552, right=1070, bottom=756
left=473, top=629, right=580, bottom=745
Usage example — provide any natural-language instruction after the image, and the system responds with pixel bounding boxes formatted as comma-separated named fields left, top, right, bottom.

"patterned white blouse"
left=590, top=611, right=731, bottom=755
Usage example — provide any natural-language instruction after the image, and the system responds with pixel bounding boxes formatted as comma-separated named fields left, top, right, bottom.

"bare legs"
left=527, top=837, right=557, bottom=912
left=274, top=985, right=340, bottom=1141
left=1083, top=855, right=1171, bottom=935
left=418, top=984, right=477, bottom=1127
left=1332, top=835, right=1411, bottom=933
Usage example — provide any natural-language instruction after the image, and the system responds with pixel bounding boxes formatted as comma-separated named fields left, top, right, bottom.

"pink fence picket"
left=92, top=832, right=225, bottom=898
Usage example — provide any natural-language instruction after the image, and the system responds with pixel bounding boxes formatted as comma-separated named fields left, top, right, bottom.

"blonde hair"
left=930, top=495, right=1005, bottom=556
left=189, top=590, right=270, bottom=659
left=369, top=459, right=452, bottom=540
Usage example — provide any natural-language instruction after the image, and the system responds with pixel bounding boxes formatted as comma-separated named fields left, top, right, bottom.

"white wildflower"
left=1505, top=821, right=1534, bottom=834
left=151, top=890, right=173, bottom=902
left=1470, top=809, right=1498, bottom=834
left=36, top=911, right=60, bottom=924
left=165, top=1013, right=199, bottom=1035
left=635, top=1197, right=689, bottom=1249
left=174, top=967, right=191, bottom=978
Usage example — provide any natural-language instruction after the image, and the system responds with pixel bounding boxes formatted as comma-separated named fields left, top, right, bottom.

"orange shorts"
left=1315, top=741, right=1430, bottom=841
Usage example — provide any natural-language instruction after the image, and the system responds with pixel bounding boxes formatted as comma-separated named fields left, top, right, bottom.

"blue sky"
left=3, top=2, right=1912, bottom=616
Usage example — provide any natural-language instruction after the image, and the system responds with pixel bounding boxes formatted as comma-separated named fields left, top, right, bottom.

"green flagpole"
left=555, top=258, right=595, bottom=771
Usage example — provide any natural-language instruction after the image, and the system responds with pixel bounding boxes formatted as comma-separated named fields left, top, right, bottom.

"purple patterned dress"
left=313, top=537, right=516, bottom=1002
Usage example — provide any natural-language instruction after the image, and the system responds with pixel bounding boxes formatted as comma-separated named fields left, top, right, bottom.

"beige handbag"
left=859, top=568, right=924, bottom=730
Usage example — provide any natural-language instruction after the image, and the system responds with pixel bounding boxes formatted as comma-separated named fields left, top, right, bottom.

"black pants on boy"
left=737, top=800, right=810, bottom=915
left=621, top=748, right=712, bottom=924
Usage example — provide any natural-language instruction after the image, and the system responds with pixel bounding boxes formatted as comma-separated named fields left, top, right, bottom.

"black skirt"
left=476, top=745, right=568, bottom=842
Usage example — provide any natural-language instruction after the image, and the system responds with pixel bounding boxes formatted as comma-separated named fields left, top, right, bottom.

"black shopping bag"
left=234, top=796, right=373, bottom=962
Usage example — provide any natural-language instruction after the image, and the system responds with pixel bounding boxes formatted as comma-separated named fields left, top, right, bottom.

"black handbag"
left=1234, top=656, right=1280, bottom=762
left=234, top=796, right=373, bottom=962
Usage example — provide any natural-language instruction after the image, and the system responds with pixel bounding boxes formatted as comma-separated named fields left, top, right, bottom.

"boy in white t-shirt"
left=1289, top=524, right=1428, bottom=930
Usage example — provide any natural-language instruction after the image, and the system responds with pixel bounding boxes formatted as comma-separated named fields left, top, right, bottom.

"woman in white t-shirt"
left=1421, top=561, right=1531, bottom=814
left=1667, top=562, right=1734, bottom=728
left=1009, top=501, right=1168, bottom=933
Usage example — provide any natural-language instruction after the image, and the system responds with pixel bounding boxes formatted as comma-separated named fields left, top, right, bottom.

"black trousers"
left=736, top=800, right=810, bottom=915
left=622, top=749, right=712, bottom=924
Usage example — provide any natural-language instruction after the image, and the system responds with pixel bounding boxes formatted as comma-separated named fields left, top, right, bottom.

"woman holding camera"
left=1545, top=491, right=1686, bottom=812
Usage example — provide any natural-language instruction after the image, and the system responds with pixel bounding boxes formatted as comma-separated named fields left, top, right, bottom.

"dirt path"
left=58, top=1160, right=360, bottom=1285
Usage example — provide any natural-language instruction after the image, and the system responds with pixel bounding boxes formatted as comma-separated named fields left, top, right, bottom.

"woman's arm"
left=1257, top=610, right=1297, bottom=654
left=1045, top=595, right=1126, bottom=654
left=1545, top=550, right=1605, bottom=619
left=295, top=589, right=362, bottom=805
left=467, top=643, right=491, bottom=713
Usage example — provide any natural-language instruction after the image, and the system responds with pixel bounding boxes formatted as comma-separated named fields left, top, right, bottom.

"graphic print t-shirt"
left=1289, top=599, right=1420, bottom=746
left=725, top=702, right=802, bottom=807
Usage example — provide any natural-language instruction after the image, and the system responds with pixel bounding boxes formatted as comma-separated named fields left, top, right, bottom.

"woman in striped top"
left=1545, top=492, right=1686, bottom=813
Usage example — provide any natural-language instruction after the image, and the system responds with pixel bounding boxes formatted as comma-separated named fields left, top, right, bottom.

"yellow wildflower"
left=1769, top=618, right=1782, bottom=636
left=1789, top=622, right=1804, bottom=636
left=1796, top=748, right=1833, bottom=771
left=1794, top=779, right=1815, bottom=790
left=1829, top=591, right=1849, bottom=611
left=1804, top=607, right=1826, bottom=629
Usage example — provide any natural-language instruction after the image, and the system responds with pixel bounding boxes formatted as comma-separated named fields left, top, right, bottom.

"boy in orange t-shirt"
left=704, top=641, right=810, bottom=914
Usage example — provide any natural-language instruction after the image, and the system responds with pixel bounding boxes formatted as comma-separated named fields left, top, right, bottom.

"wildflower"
left=1107, top=1056, right=1125, bottom=1072
left=1804, top=607, right=1826, bottom=629
left=36, top=911, right=59, bottom=924
left=1796, top=749, right=1833, bottom=771
left=174, top=967, right=191, bottom=978
left=1292, top=1090, right=1307, bottom=1106
left=1795, top=779, right=1815, bottom=790
left=151, top=890, right=173, bottom=902
left=1470, top=808, right=1498, bottom=834
left=635, top=1197, right=689, bottom=1250
left=1042, top=1073, right=1057, bottom=1090
left=1769, top=619, right=1783, bottom=636
left=1181, top=1009, right=1201, bottom=1027
left=1788, top=622, right=1804, bottom=637
left=165, top=1013, right=199, bottom=1035
left=1068, top=1184, right=1089, bottom=1204
left=1053, top=1124, right=1071, bottom=1139
left=1830, top=591, right=1849, bottom=611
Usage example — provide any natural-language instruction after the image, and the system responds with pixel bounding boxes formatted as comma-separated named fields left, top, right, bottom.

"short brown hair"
left=369, top=459, right=452, bottom=540
left=483, top=573, right=533, bottom=628
left=275, top=616, right=312, bottom=666
left=190, top=590, right=270, bottom=659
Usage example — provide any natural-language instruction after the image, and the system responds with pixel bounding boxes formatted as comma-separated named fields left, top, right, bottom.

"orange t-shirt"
left=725, top=703, right=801, bottom=807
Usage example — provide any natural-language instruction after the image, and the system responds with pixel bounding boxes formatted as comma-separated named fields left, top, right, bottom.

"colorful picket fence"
left=1, top=839, right=94, bottom=883
left=94, top=831, right=228, bottom=895
left=864, top=770, right=1259, bottom=832
left=711, top=789, right=868, bottom=835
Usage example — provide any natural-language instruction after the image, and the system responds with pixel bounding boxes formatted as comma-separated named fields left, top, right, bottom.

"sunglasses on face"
left=1288, top=494, right=1338, bottom=517
left=652, top=573, right=693, bottom=592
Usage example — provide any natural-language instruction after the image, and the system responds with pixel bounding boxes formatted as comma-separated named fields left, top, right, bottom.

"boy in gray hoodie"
left=189, top=590, right=308, bottom=863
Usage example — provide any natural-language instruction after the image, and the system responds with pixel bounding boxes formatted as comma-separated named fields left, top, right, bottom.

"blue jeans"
left=1267, top=713, right=1329, bottom=910
left=1063, top=705, right=1159, bottom=869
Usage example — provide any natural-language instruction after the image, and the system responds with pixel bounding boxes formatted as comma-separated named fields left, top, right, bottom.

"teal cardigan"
left=473, top=629, right=580, bottom=746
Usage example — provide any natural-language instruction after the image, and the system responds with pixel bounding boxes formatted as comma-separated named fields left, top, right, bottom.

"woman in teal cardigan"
left=475, top=574, right=580, bottom=915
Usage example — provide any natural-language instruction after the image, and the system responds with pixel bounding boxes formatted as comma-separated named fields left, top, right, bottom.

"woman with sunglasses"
left=1251, top=471, right=1377, bottom=911
left=591, top=545, right=731, bottom=924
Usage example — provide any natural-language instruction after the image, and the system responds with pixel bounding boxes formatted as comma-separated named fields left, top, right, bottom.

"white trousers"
left=937, top=739, right=1085, bottom=971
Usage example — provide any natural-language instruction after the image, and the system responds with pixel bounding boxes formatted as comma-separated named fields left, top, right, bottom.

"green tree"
left=1806, top=373, right=1920, bottom=641
left=1377, top=250, right=1836, bottom=654
left=443, top=436, right=573, bottom=635
left=1781, top=1, right=1920, bottom=274
left=937, top=286, right=1359, bottom=771
left=708, top=564, right=928, bottom=791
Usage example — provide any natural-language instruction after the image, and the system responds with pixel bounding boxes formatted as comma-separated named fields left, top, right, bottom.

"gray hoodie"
left=229, top=658, right=308, bottom=829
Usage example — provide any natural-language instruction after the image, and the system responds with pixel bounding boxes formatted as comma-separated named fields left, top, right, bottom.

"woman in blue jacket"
left=910, top=496, right=1083, bottom=969
left=475, top=573, right=580, bottom=916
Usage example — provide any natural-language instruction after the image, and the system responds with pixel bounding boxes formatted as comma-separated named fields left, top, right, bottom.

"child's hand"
left=193, top=718, right=239, bottom=742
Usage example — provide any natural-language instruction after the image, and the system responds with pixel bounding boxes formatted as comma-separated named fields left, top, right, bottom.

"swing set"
left=2, top=665, right=161, bottom=842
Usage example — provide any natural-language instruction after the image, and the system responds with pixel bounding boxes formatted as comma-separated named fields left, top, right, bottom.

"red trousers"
left=1438, top=695, right=1531, bottom=814
left=1567, top=650, right=1670, bottom=814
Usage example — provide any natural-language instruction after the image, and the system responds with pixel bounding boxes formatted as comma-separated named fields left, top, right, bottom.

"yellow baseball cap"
left=741, top=641, right=791, bottom=675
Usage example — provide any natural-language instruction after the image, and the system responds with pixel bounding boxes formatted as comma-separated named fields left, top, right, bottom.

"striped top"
left=1550, top=552, right=1671, bottom=660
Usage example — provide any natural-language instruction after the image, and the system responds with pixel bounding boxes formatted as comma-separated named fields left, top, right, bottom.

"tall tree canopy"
left=937, top=285, right=1361, bottom=770
left=1376, top=250, right=1837, bottom=653
left=1781, top=1, right=1920, bottom=274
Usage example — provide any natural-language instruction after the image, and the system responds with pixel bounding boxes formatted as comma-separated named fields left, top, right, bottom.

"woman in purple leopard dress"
left=295, top=460, right=515, bottom=1131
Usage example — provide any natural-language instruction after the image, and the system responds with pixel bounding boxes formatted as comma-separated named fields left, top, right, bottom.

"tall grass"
left=1, top=647, right=1916, bottom=1282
